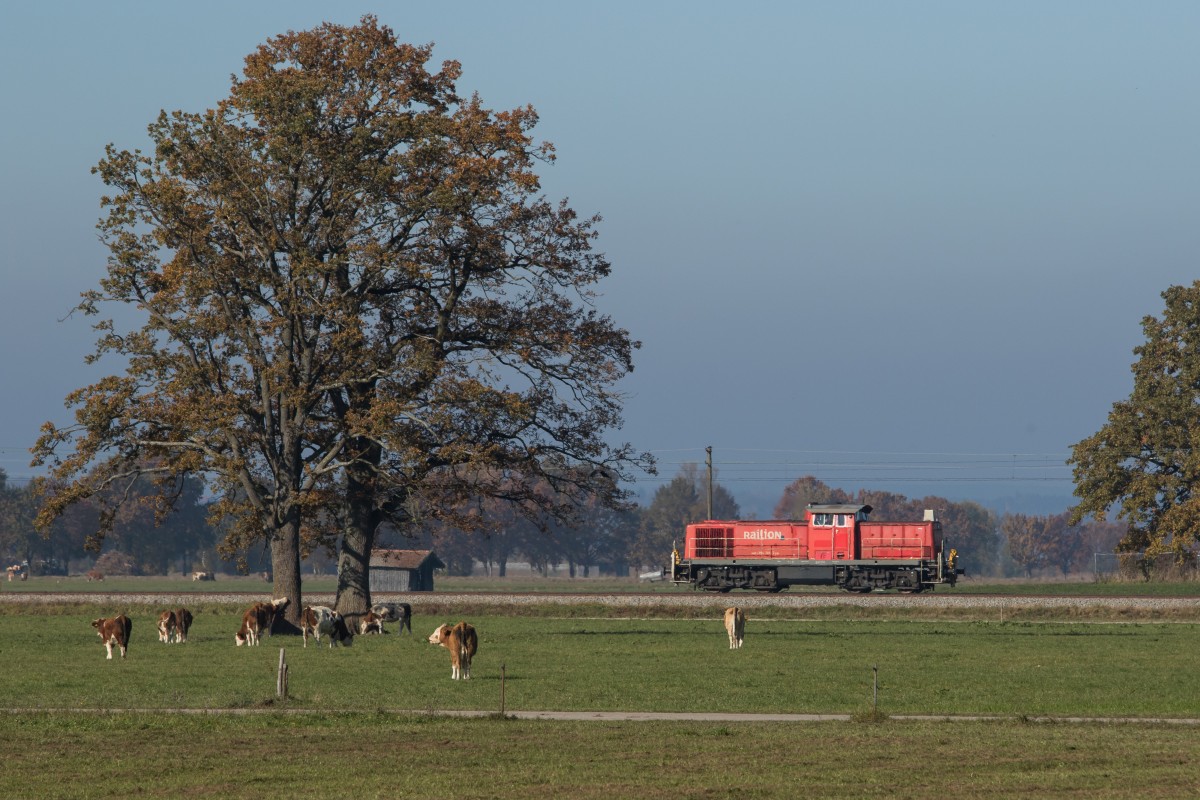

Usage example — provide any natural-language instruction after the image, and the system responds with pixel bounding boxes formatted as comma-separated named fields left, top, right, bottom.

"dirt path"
left=3, top=707, right=1197, bottom=725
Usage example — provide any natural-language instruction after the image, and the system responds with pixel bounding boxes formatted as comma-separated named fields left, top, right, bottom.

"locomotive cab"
left=806, top=503, right=871, bottom=561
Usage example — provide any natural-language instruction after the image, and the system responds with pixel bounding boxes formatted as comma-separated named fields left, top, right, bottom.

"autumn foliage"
left=31, top=17, right=650, bottom=618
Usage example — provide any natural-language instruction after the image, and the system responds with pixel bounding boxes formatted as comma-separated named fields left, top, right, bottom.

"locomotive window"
left=812, top=513, right=833, bottom=526
left=835, top=514, right=847, bottom=526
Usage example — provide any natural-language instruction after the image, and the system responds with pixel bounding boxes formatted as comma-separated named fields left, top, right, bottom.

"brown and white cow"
left=92, top=614, right=132, bottom=660
left=300, top=605, right=353, bottom=648
left=359, top=611, right=384, bottom=636
left=235, top=597, right=290, bottom=646
left=724, top=606, right=746, bottom=650
left=370, top=602, right=413, bottom=636
left=86, top=570, right=104, bottom=582
left=174, top=607, right=194, bottom=643
left=428, top=621, right=478, bottom=680
left=157, top=610, right=178, bottom=643
left=159, top=609, right=193, bottom=643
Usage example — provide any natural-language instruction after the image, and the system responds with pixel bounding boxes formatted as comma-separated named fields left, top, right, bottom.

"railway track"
left=2, top=590, right=1199, bottom=612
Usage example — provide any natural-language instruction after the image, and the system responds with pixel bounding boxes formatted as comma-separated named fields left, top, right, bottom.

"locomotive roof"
left=806, top=503, right=873, bottom=515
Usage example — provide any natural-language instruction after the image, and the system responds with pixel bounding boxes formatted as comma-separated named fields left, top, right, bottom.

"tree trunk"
left=270, top=519, right=303, bottom=631
left=335, top=523, right=374, bottom=618
left=334, top=467, right=379, bottom=619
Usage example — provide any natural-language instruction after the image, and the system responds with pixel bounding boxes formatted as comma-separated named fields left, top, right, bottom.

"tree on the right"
left=1069, top=281, right=1200, bottom=563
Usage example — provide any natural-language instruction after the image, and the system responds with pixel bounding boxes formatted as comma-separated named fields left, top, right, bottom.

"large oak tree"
left=1069, top=281, right=1200, bottom=563
left=32, top=17, right=650, bottom=621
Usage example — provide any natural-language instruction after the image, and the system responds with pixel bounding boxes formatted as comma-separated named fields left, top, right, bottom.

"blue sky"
left=2, top=3, right=1198, bottom=516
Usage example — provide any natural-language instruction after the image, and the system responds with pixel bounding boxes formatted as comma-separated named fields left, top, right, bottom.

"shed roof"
left=370, top=549, right=444, bottom=570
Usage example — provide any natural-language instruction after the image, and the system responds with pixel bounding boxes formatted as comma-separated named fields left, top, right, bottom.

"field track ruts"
left=3, top=590, right=1200, bottom=612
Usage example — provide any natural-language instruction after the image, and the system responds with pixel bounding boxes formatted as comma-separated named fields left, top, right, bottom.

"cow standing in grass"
left=300, top=605, right=354, bottom=648
left=157, top=610, right=178, bottom=643
left=428, top=622, right=478, bottom=680
left=175, top=608, right=194, bottom=643
left=370, top=602, right=413, bottom=636
left=724, top=607, right=746, bottom=649
left=235, top=597, right=289, bottom=646
left=157, top=609, right=193, bottom=643
left=92, top=615, right=132, bottom=660
left=359, top=611, right=384, bottom=636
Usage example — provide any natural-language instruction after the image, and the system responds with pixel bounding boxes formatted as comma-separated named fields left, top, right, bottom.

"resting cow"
left=370, top=602, right=413, bottom=635
left=92, top=615, right=132, bottom=660
left=235, top=597, right=290, bottom=646
left=300, top=605, right=353, bottom=648
left=428, top=621, right=478, bottom=680
left=724, top=606, right=746, bottom=650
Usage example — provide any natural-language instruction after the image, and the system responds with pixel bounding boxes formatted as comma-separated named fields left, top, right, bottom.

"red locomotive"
left=670, top=503, right=961, bottom=593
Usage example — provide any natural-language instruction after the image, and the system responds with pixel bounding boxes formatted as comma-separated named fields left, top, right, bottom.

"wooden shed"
left=369, top=549, right=445, bottom=592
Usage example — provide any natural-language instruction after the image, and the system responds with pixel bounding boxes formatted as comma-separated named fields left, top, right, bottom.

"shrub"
left=92, top=551, right=142, bottom=576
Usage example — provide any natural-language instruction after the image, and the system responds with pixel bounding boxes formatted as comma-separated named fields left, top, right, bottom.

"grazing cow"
left=86, top=570, right=104, bottom=582
left=174, top=607, right=194, bottom=643
left=428, top=621, right=478, bottom=680
left=191, top=571, right=214, bottom=582
left=300, top=605, right=354, bottom=648
left=92, top=615, right=132, bottom=660
left=370, top=602, right=413, bottom=636
left=724, top=606, right=746, bottom=650
left=235, top=597, right=290, bottom=646
left=359, top=611, right=384, bottom=636
left=157, top=610, right=178, bottom=643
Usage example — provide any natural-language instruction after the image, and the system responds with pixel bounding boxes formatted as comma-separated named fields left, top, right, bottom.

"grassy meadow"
left=2, top=605, right=1199, bottom=717
left=3, top=591, right=1199, bottom=798
left=4, top=712, right=1199, bottom=800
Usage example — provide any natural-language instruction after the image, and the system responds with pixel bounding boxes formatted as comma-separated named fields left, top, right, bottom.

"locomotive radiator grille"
left=693, top=526, right=733, bottom=558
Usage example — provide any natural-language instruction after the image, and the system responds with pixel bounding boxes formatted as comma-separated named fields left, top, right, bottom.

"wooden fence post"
left=277, top=648, right=288, bottom=699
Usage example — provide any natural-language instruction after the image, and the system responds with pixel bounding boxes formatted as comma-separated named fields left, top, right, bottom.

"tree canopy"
left=631, top=464, right=740, bottom=570
left=32, top=16, right=650, bottom=618
left=1069, top=281, right=1200, bottom=563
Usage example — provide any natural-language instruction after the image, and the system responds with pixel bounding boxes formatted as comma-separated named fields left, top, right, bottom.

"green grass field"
left=2, top=606, right=1197, bottom=717
left=3, top=598, right=1199, bottom=798
left=4, top=713, right=1198, bottom=800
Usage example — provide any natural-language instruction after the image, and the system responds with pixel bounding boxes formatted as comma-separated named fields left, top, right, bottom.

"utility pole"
left=706, top=446, right=713, bottom=520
